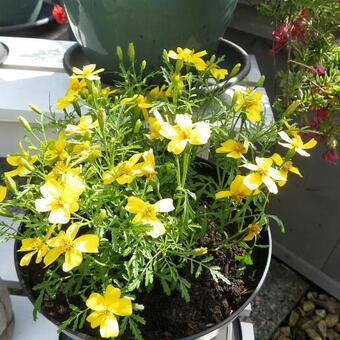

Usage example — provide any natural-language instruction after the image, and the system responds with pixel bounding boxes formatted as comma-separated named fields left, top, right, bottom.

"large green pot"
left=0, top=0, right=43, bottom=26
left=62, top=0, right=238, bottom=71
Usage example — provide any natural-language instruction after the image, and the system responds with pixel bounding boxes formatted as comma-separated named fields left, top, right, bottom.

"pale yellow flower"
left=125, top=196, right=174, bottom=238
left=278, top=131, right=317, bottom=157
left=65, top=115, right=98, bottom=136
left=244, top=224, right=262, bottom=241
left=159, top=114, right=211, bottom=155
left=71, top=64, right=104, bottom=81
left=215, top=175, right=254, bottom=202
left=210, top=64, right=228, bottom=80
left=242, top=157, right=286, bottom=194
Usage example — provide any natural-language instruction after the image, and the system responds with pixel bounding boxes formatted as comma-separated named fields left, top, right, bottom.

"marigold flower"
left=56, top=93, right=76, bottom=110
left=243, top=157, right=286, bottom=194
left=210, top=64, right=228, bottom=80
left=135, top=149, right=157, bottom=179
left=147, top=117, right=163, bottom=140
left=71, top=64, right=104, bottom=81
left=278, top=131, right=317, bottom=157
left=215, top=175, right=254, bottom=202
left=35, top=173, right=85, bottom=224
left=149, top=85, right=170, bottom=99
left=121, top=95, right=153, bottom=121
left=271, top=153, right=302, bottom=186
left=216, top=139, right=248, bottom=159
left=18, top=226, right=54, bottom=267
left=234, top=89, right=263, bottom=122
left=244, top=224, right=262, bottom=241
left=45, top=134, right=68, bottom=163
left=125, top=196, right=174, bottom=238
left=44, top=223, right=99, bottom=272
left=67, top=78, right=86, bottom=95
left=159, top=114, right=211, bottom=155
left=5, top=144, right=38, bottom=178
left=65, top=115, right=98, bottom=136
left=86, top=284, right=132, bottom=338
left=72, top=142, right=101, bottom=162
left=167, top=47, right=207, bottom=71
left=0, top=185, right=7, bottom=202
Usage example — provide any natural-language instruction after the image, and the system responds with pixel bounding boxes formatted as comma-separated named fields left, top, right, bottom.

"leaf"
left=209, top=266, right=231, bottom=285
left=178, top=278, right=191, bottom=303
left=132, top=314, right=146, bottom=325
left=32, top=289, right=45, bottom=321
left=133, top=303, right=145, bottom=311
left=119, top=317, right=129, bottom=335
left=128, top=318, right=144, bottom=340
left=58, top=317, right=73, bottom=334
left=160, top=277, right=171, bottom=296
left=195, top=264, right=202, bottom=278
left=267, top=214, right=285, bottom=233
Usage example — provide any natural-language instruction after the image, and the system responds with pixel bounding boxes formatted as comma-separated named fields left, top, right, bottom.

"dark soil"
left=16, top=222, right=268, bottom=339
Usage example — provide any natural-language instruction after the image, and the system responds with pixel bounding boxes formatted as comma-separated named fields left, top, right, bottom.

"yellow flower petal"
left=63, top=248, right=83, bottom=272
left=44, top=247, right=64, bottom=267
left=86, top=293, right=106, bottom=312
left=215, top=191, right=230, bottom=200
left=167, top=138, right=188, bottom=155
left=19, top=251, right=36, bottom=266
left=86, top=311, right=106, bottom=328
left=65, top=223, right=81, bottom=242
left=73, top=235, right=99, bottom=253
left=112, top=297, right=133, bottom=316
left=145, top=219, right=165, bottom=238
left=125, top=196, right=147, bottom=214
left=244, top=173, right=263, bottom=190
left=100, top=314, right=119, bottom=338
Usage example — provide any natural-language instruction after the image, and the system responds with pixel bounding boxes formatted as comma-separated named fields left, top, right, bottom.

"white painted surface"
left=11, top=295, right=58, bottom=340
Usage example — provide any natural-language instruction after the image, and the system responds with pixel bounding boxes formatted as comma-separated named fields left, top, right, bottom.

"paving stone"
left=251, top=258, right=310, bottom=340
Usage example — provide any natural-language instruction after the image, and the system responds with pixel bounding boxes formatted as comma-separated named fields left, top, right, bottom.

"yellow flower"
left=167, top=48, right=207, bottom=71
left=192, top=247, right=208, bottom=256
left=5, top=144, right=38, bottom=178
left=149, top=85, right=169, bottom=99
left=135, top=149, right=157, bottom=179
left=234, top=89, right=263, bottom=122
left=165, top=73, right=188, bottom=97
left=45, top=134, right=68, bottom=163
left=244, top=224, right=262, bottom=241
left=72, top=142, right=101, bottom=163
left=121, top=94, right=153, bottom=120
left=102, top=153, right=142, bottom=185
left=35, top=173, right=85, bottom=224
left=47, top=162, right=80, bottom=181
left=65, top=115, right=98, bottom=136
left=18, top=227, right=54, bottom=267
left=216, top=139, right=248, bottom=159
left=242, top=157, right=286, bottom=194
left=0, top=185, right=6, bottom=202
left=67, top=78, right=86, bottom=95
left=283, top=119, right=299, bottom=137
left=147, top=117, right=164, bottom=140
left=159, top=114, right=211, bottom=155
left=271, top=153, right=302, bottom=186
left=86, top=284, right=132, bottom=338
left=210, top=64, right=228, bottom=80
left=71, top=64, right=104, bottom=81
left=44, top=223, right=99, bottom=272
left=125, top=196, right=174, bottom=238
left=278, top=131, right=317, bottom=157
left=215, top=175, right=254, bottom=202
left=56, top=93, right=76, bottom=110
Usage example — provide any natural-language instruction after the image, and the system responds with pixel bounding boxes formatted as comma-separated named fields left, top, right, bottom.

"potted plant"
left=60, top=0, right=239, bottom=71
left=0, top=0, right=43, bottom=26
left=0, top=45, right=316, bottom=339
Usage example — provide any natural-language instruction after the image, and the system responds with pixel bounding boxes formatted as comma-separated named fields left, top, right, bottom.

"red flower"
left=322, top=149, right=340, bottom=162
left=313, top=64, right=326, bottom=75
left=52, top=4, right=67, bottom=25
left=271, top=23, right=289, bottom=54
left=316, top=107, right=328, bottom=120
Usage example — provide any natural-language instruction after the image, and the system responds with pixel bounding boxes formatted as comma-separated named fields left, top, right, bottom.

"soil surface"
left=17, top=223, right=268, bottom=339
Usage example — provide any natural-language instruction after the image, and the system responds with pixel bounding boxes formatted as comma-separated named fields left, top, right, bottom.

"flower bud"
left=140, top=60, right=147, bottom=72
left=18, top=116, right=32, bottom=133
left=99, top=209, right=107, bottom=220
left=128, top=42, right=135, bottom=63
left=133, top=119, right=142, bottom=134
left=192, top=247, right=208, bottom=256
left=20, top=158, right=34, bottom=172
left=230, top=63, right=241, bottom=78
left=162, top=49, right=169, bottom=63
left=284, top=100, right=301, bottom=116
left=5, top=175, right=17, bottom=193
left=116, top=46, right=123, bottom=61
left=28, top=104, right=44, bottom=115
left=98, top=108, right=107, bottom=131
left=175, top=60, right=183, bottom=73
left=256, top=75, right=265, bottom=87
